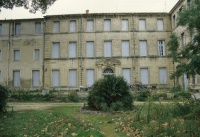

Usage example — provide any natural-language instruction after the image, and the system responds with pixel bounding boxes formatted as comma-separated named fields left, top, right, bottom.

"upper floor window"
left=14, top=50, right=20, bottom=61
left=158, top=40, right=165, bottom=56
left=87, top=20, right=94, bottom=32
left=172, top=15, right=176, bottom=28
left=0, top=50, right=2, bottom=61
left=139, top=40, right=147, bottom=56
left=15, top=23, right=21, bottom=35
left=122, top=19, right=129, bottom=31
left=122, top=40, right=130, bottom=57
left=104, top=41, right=112, bottom=57
left=34, top=49, right=40, bottom=60
left=157, top=19, right=164, bottom=31
left=86, top=41, right=94, bottom=57
left=53, top=21, right=60, bottom=33
left=104, top=19, right=111, bottom=31
left=139, top=19, right=146, bottom=31
left=35, top=22, right=41, bottom=34
left=0, top=24, right=2, bottom=36
left=52, top=42, right=60, bottom=58
left=69, top=42, right=77, bottom=58
left=70, top=20, right=76, bottom=32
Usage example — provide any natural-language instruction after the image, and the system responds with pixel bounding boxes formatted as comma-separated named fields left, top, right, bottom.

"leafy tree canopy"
left=0, top=0, right=56, bottom=13
left=168, top=0, right=200, bottom=79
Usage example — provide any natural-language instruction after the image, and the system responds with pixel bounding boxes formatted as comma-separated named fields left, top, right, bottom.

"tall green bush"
left=0, top=85, right=9, bottom=112
left=87, top=75, right=133, bottom=111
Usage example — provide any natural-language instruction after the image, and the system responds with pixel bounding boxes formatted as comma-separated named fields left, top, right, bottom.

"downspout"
left=42, top=18, right=46, bottom=89
left=7, top=21, right=11, bottom=85
left=132, top=16, right=136, bottom=83
left=80, top=14, right=83, bottom=86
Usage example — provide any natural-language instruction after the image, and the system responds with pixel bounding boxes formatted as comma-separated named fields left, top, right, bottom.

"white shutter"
left=52, top=70, right=60, bottom=87
left=86, top=41, right=94, bottom=57
left=123, top=68, right=131, bottom=84
left=34, top=49, right=40, bottom=60
left=104, top=19, right=111, bottom=31
left=139, top=41, right=147, bottom=56
left=104, top=41, right=112, bottom=57
left=52, top=43, right=60, bottom=58
left=184, top=74, right=189, bottom=90
left=140, top=68, right=148, bottom=84
left=157, top=19, right=164, bottom=31
left=159, top=68, right=167, bottom=84
left=86, top=69, right=94, bottom=87
left=32, top=70, right=40, bottom=87
left=53, top=21, right=59, bottom=33
left=139, top=19, right=145, bottom=31
left=69, top=70, right=77, bottom=87
left=35, top=22, right=41, bottom=34
left=87, top=20, right=94, bottom=32
left=122, top=40, right=130, bottom=57
left=13, top=70, right=20, bottom=87
left=70, top=20, right=76, bottom=32
left=158, top=40, right=165, bottom=56
left=14, top=50, right=20, bottom=61
left=0, top=24, right=2, bottom=35
left=69, top=42, right=77, bottom=58
left=15, top=23, right=21, bottom=35
left=122, top=20, right=128, bottom=31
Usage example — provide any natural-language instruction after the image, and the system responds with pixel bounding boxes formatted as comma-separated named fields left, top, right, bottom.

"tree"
left=0, top=0, right=57, bottom=13
left=168, top=0, right=200, bottom=79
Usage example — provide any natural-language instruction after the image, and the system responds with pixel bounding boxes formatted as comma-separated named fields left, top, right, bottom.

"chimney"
left=86, top=10, right=89, bottom=14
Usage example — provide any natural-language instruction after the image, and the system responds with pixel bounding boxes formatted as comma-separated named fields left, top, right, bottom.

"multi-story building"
left=0, top=0, right=198, bottom=90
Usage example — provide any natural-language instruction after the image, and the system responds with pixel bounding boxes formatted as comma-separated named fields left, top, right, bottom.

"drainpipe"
left=132, top=16, right=136, bottom=83
left=80, top=14, right=83, bottom=86
left=42, top=18, right=46, bottom=89
left=7, top=21, right=11, bottom=85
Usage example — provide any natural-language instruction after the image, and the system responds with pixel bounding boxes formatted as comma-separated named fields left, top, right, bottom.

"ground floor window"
left=140, top=68, right=149, bottom=84
left=86, top=69, right=94, bottom=87
left=122, top=68, right=131, bottom=84
left=69, top=69, right=77, bottom=87
left=13, top=70, right=20, bottom=87
left=52, top=70, right=60, bottom=87
left=32, top=70, right=40, bottom=87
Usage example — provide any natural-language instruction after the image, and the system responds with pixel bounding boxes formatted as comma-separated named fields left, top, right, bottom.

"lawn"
left=1, top=100, right=200, bottom=137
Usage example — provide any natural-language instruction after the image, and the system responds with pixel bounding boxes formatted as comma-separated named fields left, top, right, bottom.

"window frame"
left=52, top=42, right=60, bottom=59
left=121, top=19, right=129, bottom=31
left=53, top=21, right=60, bottom=33
left=14, top=50, right=20, bottom=61
left=158, top=40, right=166, bottom=56
left=139, top=19, right=146, bottom=31
left=34, top=49, right=40, bottom=60
left=35, top=22, right=41, bottom=34
left=157, top=19, right=164, bottom=31
left=32, top=70, right=40, bottom=87
left=104, top=19, right=111, bottom=31
left=70, top=20, right=77, bottom=32
left=15, top=23, right=21, bottom=36
left=86, top=20, right=94, bottom=32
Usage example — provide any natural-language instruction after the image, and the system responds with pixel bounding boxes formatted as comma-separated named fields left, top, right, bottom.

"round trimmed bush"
left=0, top=85, right=9, bottom=112
left=87, top=75, right=133, bottom=111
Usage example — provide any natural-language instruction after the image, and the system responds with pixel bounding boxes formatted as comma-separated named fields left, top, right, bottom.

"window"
left=139, top=19, right=146, bottom=31
left=53, top=21, right=60, bottom=33
left=35, top=22, right=41, bottom=34
left=0, top=50, right=2, bottom=61
left=181, top=32, right=185, bottom=47
left=159, top=68, right=167, bottom=84
left=158, top=40, right=165, bottom=56
left=140, top=68, right=149, bottom=84
left=69, top=42, right=77, bottom=58
left=173, top=15, right=176, bottom=28
left=86, top=41, right=94, bottom=57
left=15, top=23, right=21, bottom=35
left=13, top=70, right=20, bottom=87
left=86, top=69, right=94, bottom=87
left=139, top=40, right=147, bottom=56
left=70, top=20, right=76, bottom=32
left=52, top=70, right=60, bottom=87
left=104, top=19, right=111, bottom=31
left=32, top=70, right=40, bottom=87
left=52, top=42, right=60, bottom=58
left=14, top=50, right=20, bottom=61
left=69, top=69, right=77, bottom=87
left=122, top=40, right=130, bottom=57
left=184, top=74, right=189, bottom=90
left=104, top=41, right=112, bottom=57
left=157, top=19, right=164, bottom=31
left=87, top=20, right=94, bottom=32
left=193, top=74, right=198, bottom=84
left=34, top=49, right=40, bottom=60
left=123, top=68, right=131, bottom=84
left=0, top=24, right=2, bottom=36
left=122, top=19, right=129, bottom=31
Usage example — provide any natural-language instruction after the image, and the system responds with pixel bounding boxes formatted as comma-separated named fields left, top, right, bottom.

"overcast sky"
left=0, top=0, right=179, bottom=19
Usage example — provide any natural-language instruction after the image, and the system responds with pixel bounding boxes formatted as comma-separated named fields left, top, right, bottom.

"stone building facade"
left=0, top=0, right=198, bottom=90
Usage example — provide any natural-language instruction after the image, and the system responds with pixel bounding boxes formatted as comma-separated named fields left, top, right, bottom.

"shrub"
left=68, top=91, right=79, bottom=102
left=87, top=75, right=133, bottom=111
left=136, top=88, right=151, bottom=101
left=170, top=85, right=183, bottom=93
left=0, top=85, right=10, bottom=112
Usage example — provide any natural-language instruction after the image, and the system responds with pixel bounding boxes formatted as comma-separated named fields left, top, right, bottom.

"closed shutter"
left=32, top=70, right=40, bottom=87
left=86, top=41, right=94, bottom=57
left=87, top=20, right=94, bottom=32
left=157, top=19, right=164, bottom=31
left=34, top=49, right=40, bottom=60
left=159, top=68, right=167, bottom=84
left=15, top=23, right=21, bottom=35
left=122, top=20, right=128, bottom=31
left=69, top=42, right=77, bottom=58
left=122, top=40, right=130, bottom=57
left=139, top=19, right=145, bottom=30
left=69, top=70, right=77, bottom=87
left=140, top=68, right=148, bottom=84
left=52, top=43, right=60, bottom=58
left=13, top=70, right=20, bottom=87
left=70, top=20, right=76, bottom=32
left=104, top=19, right=111, bottom=31
left=123, top=68, right=131, bottom=84
left=53, top=21, right=59, bottom=33
left=104, top=41, right=112, bottom=57
left=139, top=41, right=147, bottom=56
left=14, top=50, right=20, bottom=61
left=52, top=70, right=60, bottom=87
left=35, top=22, right=41, bottom=34
left=86, top=69, right=94, bottom=87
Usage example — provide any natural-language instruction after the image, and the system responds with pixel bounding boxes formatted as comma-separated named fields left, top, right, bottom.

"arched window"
left=103, top=68, right=114, bottom=75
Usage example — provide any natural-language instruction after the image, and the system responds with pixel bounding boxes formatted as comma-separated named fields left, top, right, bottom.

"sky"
left=0, top=0, right=179, bottom=19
